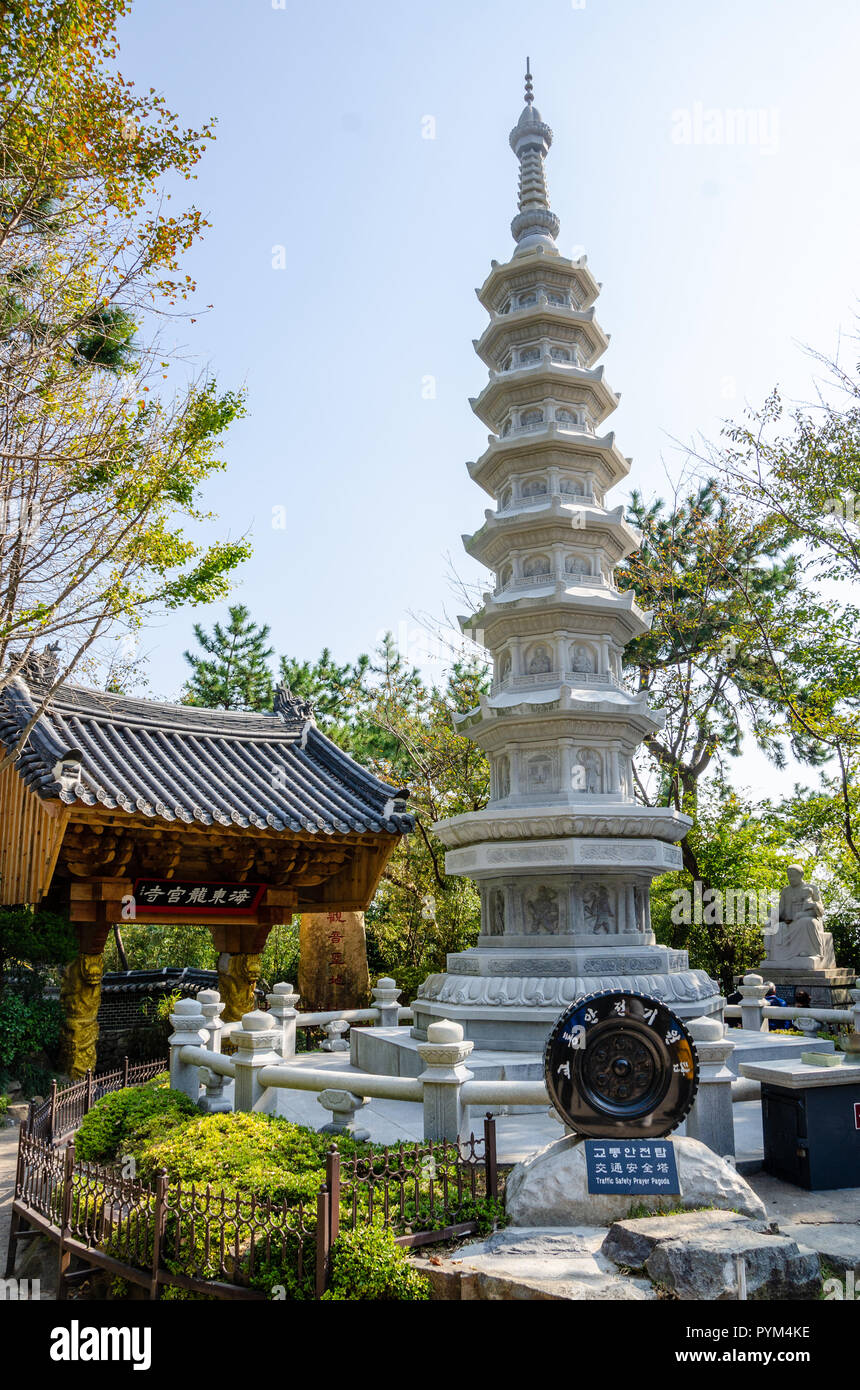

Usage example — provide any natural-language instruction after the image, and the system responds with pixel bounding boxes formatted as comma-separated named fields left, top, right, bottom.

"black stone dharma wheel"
left=543, top=990, right=699, bottom=1138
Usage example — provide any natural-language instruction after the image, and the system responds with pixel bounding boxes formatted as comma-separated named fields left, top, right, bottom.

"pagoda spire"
left=509, top=59, right=560, bottom=253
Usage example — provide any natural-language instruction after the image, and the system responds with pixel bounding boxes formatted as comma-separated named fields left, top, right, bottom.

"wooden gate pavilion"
left=0, top=653, right=412, bottom=1075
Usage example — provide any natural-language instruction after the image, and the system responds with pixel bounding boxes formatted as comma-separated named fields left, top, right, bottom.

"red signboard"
left=855, top=1102, right=860, bottom=1131
left=131, top=879, right=265, bottom=916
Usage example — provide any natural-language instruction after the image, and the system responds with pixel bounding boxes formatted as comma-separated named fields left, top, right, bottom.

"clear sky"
left=114, top=0, right=860, bottom=794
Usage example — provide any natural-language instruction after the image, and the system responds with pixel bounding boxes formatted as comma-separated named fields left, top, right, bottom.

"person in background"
left=765, top=982, right=789, bottom=1031
left=725, top=985, right=742, bottom=1027
left=792, top=987, right=822, bottom=1035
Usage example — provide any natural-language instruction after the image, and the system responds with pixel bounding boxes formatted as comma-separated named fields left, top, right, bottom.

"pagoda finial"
left=508, top=61, right=560, bottom=253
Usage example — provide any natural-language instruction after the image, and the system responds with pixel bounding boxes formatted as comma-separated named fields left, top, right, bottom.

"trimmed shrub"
left=321, top=1225, right=430, bottom=1301
left=74, top=1077, right=196, bottom=1161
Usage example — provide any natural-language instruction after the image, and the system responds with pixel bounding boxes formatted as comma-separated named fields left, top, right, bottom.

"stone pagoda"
left=410, top=66, right=721, bottom=1051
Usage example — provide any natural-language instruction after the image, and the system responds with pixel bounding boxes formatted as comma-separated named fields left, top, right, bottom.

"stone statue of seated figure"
left=764, top=865, right=836, bottom=969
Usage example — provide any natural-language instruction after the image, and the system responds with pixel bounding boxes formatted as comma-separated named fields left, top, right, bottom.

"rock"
left=646, top=1228, right=820, bottom=1300
left=602, top=1211, right=770, bottom=1270
left=4, top=1078, right=22, bottom=1095
left=778, top=1223, right=860, bottom=1276
left=505, top=1135, right=767, bottom=1227
left=8, top=1103, right=30, bottom=1125
left=412, top=1227, right=655, bottom=1301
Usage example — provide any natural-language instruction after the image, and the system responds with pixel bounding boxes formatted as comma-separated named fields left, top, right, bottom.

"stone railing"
left=168, top=976, right=860, bottom=1156
left=498, top=489, right=595, bottom=513
left=168, top=986, right=551, bottom=1145
left=494, top=570, right=611, bottom=596
left=723, top=973, right=860, bottom=1035
left=491, top=669, right=621, bottom=696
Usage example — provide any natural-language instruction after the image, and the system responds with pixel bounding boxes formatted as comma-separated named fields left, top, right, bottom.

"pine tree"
left=182, top=605, right=275, bottom=711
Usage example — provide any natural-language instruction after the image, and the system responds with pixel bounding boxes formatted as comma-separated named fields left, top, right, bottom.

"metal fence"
left=7, top=1070, right=501, bottom=1299
left=27, top=1057, right=168, bottom=1145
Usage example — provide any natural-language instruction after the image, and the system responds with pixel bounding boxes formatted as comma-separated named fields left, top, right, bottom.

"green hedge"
left=74, top=1077, right=196, bottom=1161
left=0, top=993, right=63, bottom=1071
left=321, top=1226, right=429, bottom=1301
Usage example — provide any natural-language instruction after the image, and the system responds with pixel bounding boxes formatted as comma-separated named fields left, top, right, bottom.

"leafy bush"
left=74, top=1078, right=196, bottom=1161
left=0, top=992, right=63, bottom=1070
left=321, top=1225, right=429, bottom=1301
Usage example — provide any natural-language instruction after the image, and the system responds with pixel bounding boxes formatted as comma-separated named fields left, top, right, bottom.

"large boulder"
left=601, top=1210, right=769, bottom=1269
left=645, top=1228, right=820, bottom=1300
left=505, top=1135, right=767, bottom=1226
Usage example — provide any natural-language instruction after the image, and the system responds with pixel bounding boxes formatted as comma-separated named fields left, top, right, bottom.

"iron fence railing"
left=7, top=1069, right=501, bottom=1299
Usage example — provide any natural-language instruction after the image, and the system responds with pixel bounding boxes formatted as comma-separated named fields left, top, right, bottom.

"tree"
left=183, top=605, right=275, bottom=711
left=617, top=479, right=826, bottom=880
left=0, top=0, right=250, bottom=767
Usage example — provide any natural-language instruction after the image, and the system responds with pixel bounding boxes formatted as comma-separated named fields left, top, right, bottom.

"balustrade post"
left=84, top=1068, right=94, bottom=1115
left=168, top=998, right=208, bottom=1102
left=685, top=1016, right=737, bottom=1157
left=197, top=989, right=225, bottom=1053
left=417, top=1020, right=474, bottom=1143
left=122, top=1056, right=130, bottom=1088
left=371, top=976, right=401, bottom=1029
left=317, top=1088, right=369, bottom=1139
left=267, top=982, right=299, bottom=1060
left=321, top=1019, right=350, bottom=1052
left=738, top=973, right=768, bottom=1033
left=232, top=1010, right=281, bottom=1112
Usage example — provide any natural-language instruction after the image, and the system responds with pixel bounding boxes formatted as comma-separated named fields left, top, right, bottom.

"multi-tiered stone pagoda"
left=410, top=67, right=721, bottom=1051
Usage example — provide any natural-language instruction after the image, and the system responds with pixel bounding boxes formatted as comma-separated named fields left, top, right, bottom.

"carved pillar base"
left=217, top=952, right=262, bottom=1022
left=58, top=952, right=105, bottom=1079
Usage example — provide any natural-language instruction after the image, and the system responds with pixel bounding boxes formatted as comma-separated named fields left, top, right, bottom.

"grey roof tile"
left=0, top=678, right=413, bottom=836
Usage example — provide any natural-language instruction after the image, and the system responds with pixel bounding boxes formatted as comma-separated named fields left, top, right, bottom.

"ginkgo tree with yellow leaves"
left=0, top=0, right=250, bottom=767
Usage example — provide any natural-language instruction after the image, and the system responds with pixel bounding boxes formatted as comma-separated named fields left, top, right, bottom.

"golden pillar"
left=217, top=951, right=262, bottom=1022
left=57, top=952, right=105, bottom=1079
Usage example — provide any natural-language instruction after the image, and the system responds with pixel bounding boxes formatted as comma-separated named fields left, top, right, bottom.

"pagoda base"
left=410, top=960, right=722, bottom=1051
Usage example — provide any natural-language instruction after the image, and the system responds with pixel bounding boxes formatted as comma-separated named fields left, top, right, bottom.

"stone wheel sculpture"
left=544, top=989, right=699, bottom=1138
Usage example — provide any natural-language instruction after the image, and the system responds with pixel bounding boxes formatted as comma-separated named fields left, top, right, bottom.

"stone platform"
left=753, top=967, right=856, bottom=1008
left=351, top=1022, right=835, bottom=1084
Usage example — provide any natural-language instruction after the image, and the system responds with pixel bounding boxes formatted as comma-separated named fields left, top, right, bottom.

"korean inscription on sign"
left=131, top=879, right=266, bottom=916
left=585, top=1139, right=681, bottom=1196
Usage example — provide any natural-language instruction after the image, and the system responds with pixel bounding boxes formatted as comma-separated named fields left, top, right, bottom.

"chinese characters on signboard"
left=131, top=879, right=266, bottom=916
left=584, top=1139, right=681, bottom=1195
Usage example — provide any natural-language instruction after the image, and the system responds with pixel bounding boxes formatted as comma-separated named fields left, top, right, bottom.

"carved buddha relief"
left=526, top=752, right=555, bottom=793
left=570, top=643, right=596, bottom=674
left=583, top=883, right=615, bottom=934
left=527, top=643, right=553, bottom=674
left=523, top=554, right=551, bottom=578
left=525, top=885, right=560, bottom=934
left=575, top=748, right=602, bottom=794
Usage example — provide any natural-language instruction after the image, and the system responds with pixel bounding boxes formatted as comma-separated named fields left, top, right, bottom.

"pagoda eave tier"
left=454, top=689, right=665, bottom=743
left=476, top=247, right=601, bottom=313
left=462, top=591, right=654, bottom=644
left=475, top=310, right=608, bottom=373
left=464, top=502, right=641, bottom=565
left=434, top=803, right=692, bottom=851
left=468, top=429, right=631, bottom=496
left=471, top=363, right=619, bottom=430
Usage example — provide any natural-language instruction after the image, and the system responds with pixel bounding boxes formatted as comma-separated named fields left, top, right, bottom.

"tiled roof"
left=0, top=677, right=413, bottom=836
